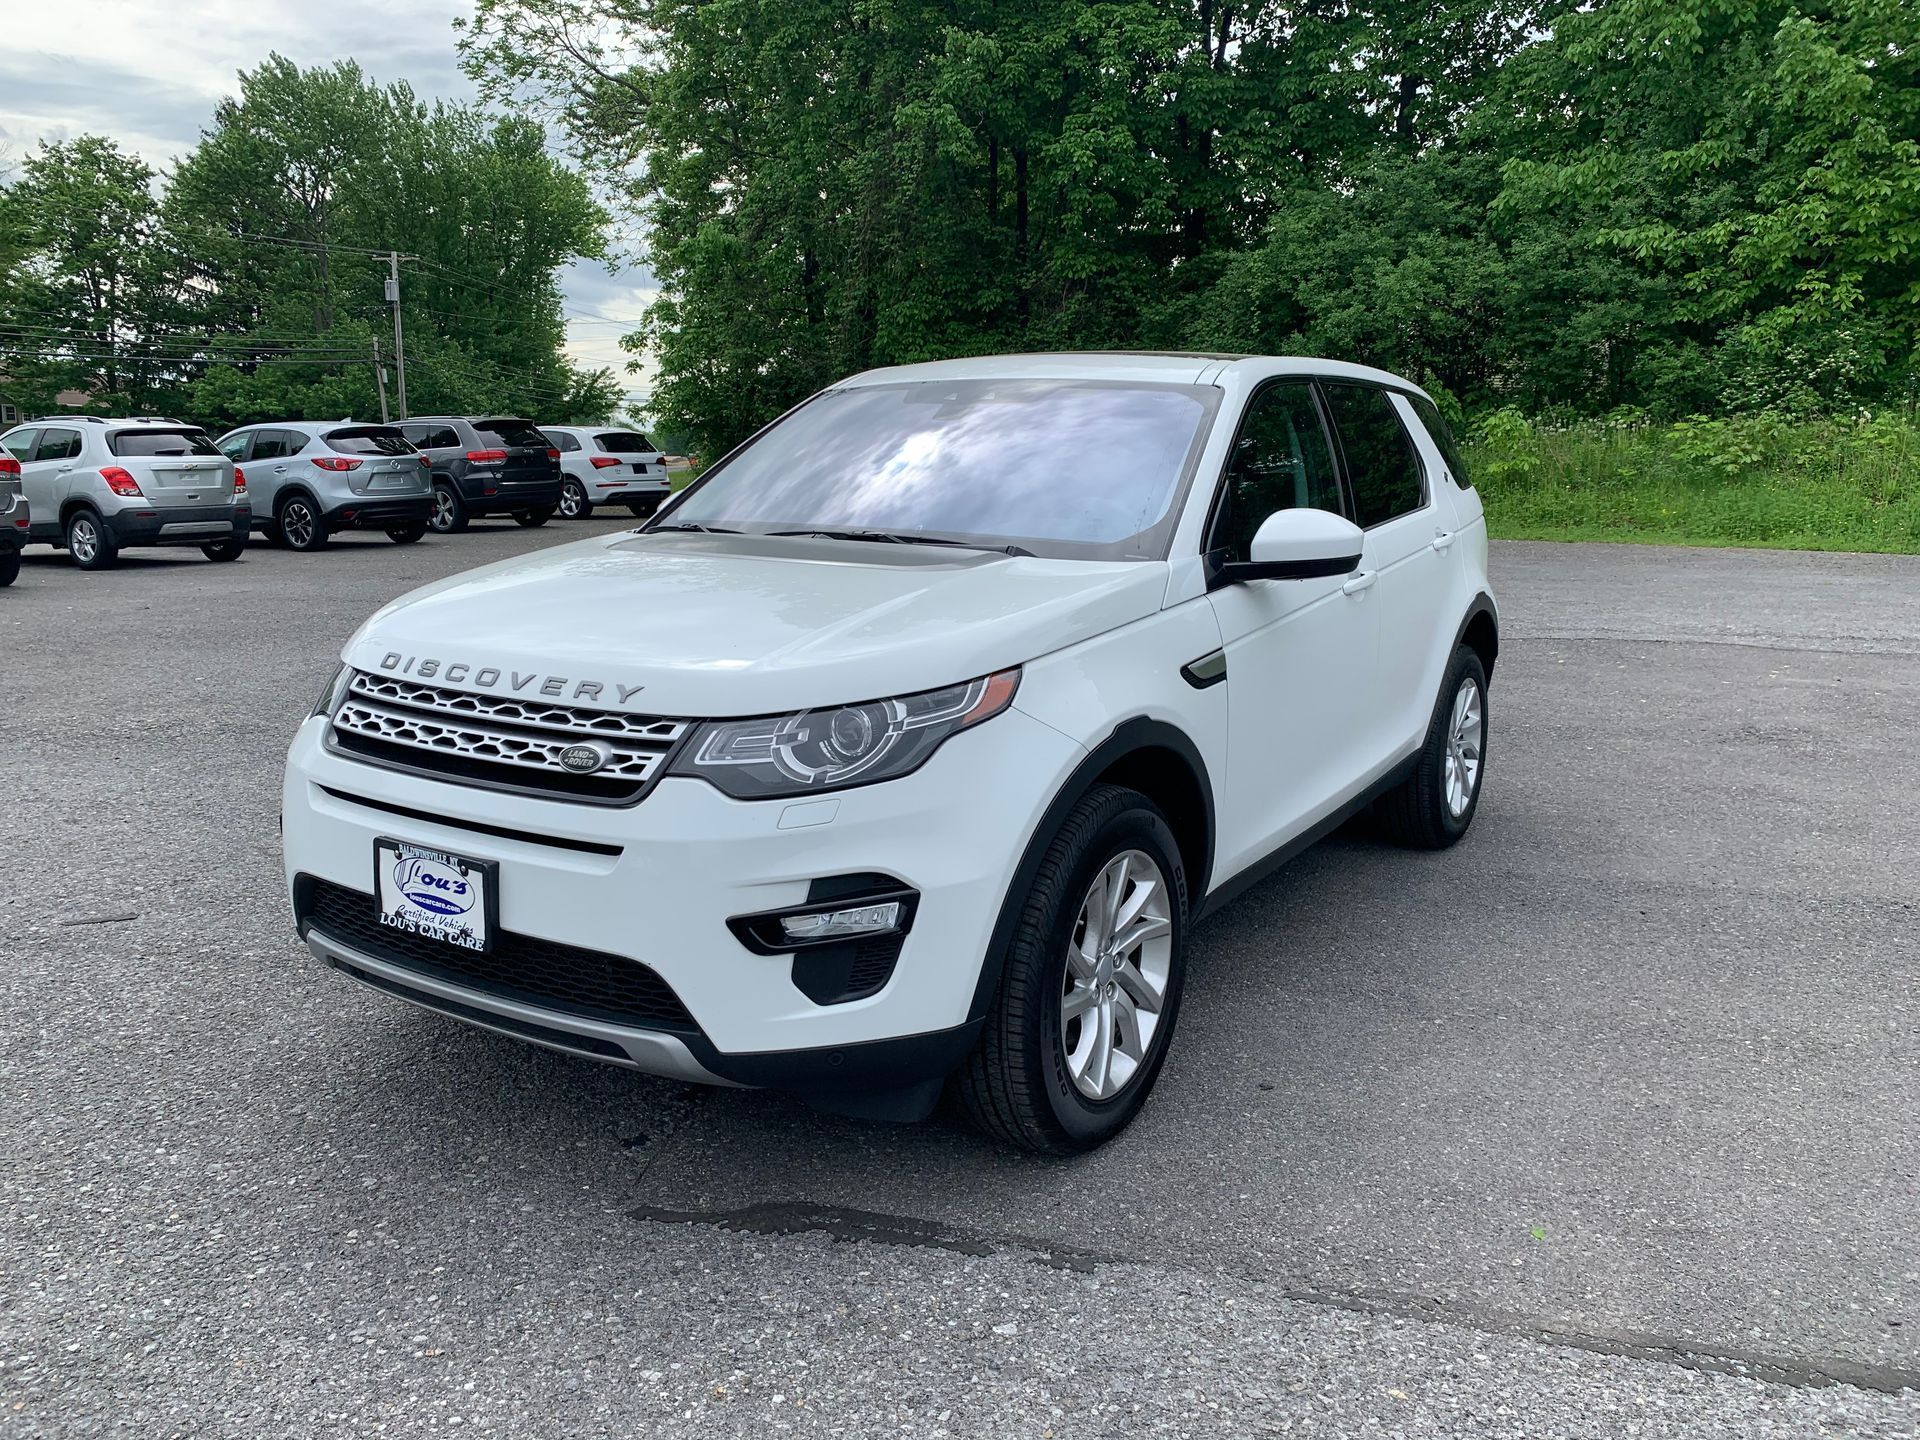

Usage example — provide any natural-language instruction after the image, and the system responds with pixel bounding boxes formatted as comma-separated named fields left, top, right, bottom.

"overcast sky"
left=0, top=0, right=654, bottom=403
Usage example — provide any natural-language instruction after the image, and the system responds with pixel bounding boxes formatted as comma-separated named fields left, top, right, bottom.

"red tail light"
left=589, top=455, right=622, bottom=469
left=101, top=466, right=143, bottom=497
left=547, top=447, right=561, bottom=460
left=233, top=467, right=248, bottom=494
left=418, top=454, right=431, bottom=466
left=311, top=456, right=364, bottom=472
left=0, top=456, right=19, bottom=476
left=466, top=449, right=506, bottom=463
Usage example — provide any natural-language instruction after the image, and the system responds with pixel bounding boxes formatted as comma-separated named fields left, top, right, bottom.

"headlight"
left=671, top=669, right=1021, bottom=799
left=312, top=663, right=353, bottom=718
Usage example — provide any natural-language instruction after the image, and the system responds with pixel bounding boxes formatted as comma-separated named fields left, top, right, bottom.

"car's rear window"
left=109, top=428, right=221, bottom=457
left=324, top=426, right=415, bottom=456
left=474, top=418, right=547, bottom=449
left=594, top=432, right=656, bottom=454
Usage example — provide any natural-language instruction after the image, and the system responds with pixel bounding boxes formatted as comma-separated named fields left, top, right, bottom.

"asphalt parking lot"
left=3, top=523, right=1918, bottom=1437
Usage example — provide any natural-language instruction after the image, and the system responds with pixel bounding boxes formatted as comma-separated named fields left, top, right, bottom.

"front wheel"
left=200, top=539, right=245, bottom=562
left=1374, top=646, right=1489, bottom=849
left=558, top=480, right=590, bottom=519
left=957, top=784, right=1188, bottom=1155
left=386, top=522, right=427, bottom=545
left=67, top=509, right=118, bottom=570
left=514, top=506, right=554, bottom=528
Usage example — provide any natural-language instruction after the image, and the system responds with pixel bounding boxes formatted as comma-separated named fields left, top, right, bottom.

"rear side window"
left=1322, top=385, right=1424, bottom=528
left=543, top=429, right=580, bottom=453
left=325, top=427, right=414, bottom=456
left=474, top=418, right=546, bottom=449
left=1407, top=394, right=1472, bottom=491
left=1208, top=382, right=1344, bottom=564
left=4, top=429, right=39, bottom=462
left=249, top=431, right=295, bottom=461
left=37, top=429, right=84, bottom=461
left=109, top=428, right=219, bottom=458
left=594, top=432, right=656, bottom=454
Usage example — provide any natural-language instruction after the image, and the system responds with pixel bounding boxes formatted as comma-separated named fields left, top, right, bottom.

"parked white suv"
left=541, top=425, right=672, bottom=520
left=284, top=353, right=1496, bottom=1153
left=0, top=416, right=248, bottom=568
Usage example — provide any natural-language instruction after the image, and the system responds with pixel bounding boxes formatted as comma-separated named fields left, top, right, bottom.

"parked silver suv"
left=540, top=425, right=672, bottom=519
left=0, top=417, right=248, bottom=569
left=216, top=421, right=432, bottom=551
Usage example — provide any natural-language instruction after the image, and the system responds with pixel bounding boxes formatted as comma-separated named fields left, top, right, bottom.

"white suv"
left=284, top=353, right=1496, bottom=1153
left=0, top=416, right=249, bottom=568
left=541, top=425, right=673, bottom=520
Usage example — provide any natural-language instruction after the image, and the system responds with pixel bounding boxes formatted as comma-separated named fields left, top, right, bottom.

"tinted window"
left=474, top=418, right=547, bottom=449
left=249, top=431, right=293, bottom=461
left=543, top=429, right=580, bottom=453
left=1407, top=394, right=1472, bottom=491
left=38, top=429, right=83, bottom=461
left=423, top=425, right=459, bottom=449
left=325, top=426, right=414, bottom=456
left=594, top=432, right=656, bottom=454
left=4, top=429, right=39, bottom=462
left=1322, top=385, right=1423, bottom=527
left=109, top=428, right=220, bottom=458
left=1209, top=382, right=1343, bottom=564
left=667, top=379, right=1219, bottom=560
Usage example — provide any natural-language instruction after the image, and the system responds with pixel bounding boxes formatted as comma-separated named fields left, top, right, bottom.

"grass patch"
left=1464, top=409, right=1920, bottom=553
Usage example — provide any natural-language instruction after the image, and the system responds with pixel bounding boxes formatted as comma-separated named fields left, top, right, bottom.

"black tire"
left=66, top=508, right=118, bottom=570
left=624, top=497, right=661, bottom=518
left=430, top=483, right=468, bottom=534
left=0, top=550, right=18, bottom=587
left=276, top=493, right=328, bottom=552
left=958, top=784, right=1189, bottom=1155
left=558, top=479, right=590, bottom=519
left=386, top=522, right=428, bottom=545
left=1374, top=645, right=1489, bottom=850
left=200, top=538, right=245, bottom=562
left=514, top=506, right=555, bottom=528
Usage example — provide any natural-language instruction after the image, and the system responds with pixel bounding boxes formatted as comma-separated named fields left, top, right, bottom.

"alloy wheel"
left=431, top=489, right=455, bottom=531
left=1444, top=677, right=1484, bottom=818
left=559, top=481, right=586, bottom=519
left=282, top=501, right=315, bottom=549
left=1060, top=849, right=1173, bottom=1102
left=70, top=517, right=98, bottom=564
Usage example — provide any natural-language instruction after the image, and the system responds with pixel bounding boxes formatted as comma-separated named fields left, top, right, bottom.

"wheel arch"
left=1454, top=592, right=1499, bottom=682
left=274, top=483, right=323, bottom=515
left=967, top=717, right=1215, bottom=1023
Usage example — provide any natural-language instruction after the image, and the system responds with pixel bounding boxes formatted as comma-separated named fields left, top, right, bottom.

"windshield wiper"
left=770, top=529, right=1033, bottom=557
left=646, top=522, right=740, bottom=535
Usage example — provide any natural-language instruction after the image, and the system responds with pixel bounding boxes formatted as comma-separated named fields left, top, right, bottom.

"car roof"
left=230, top=419, right=391, bottom=432
left=834, top=350, right=1430, bottom=397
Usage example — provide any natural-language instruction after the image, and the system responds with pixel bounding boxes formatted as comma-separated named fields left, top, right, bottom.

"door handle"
left=1341, top=570, right=1377, bottom=596
left=1431, top=530, right=1455, bottom=552
left=58, top=464, right=75, bottom=473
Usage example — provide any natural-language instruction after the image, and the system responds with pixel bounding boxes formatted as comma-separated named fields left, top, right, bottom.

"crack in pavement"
left=629, top=1200, right=1920, bottom=1397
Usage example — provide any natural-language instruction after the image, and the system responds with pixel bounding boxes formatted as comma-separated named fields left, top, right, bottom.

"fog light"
left=780, top=902, right=901, bottom=942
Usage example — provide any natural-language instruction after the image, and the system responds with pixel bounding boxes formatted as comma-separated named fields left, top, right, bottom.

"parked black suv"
left=395, top=416, right=563, bottom=533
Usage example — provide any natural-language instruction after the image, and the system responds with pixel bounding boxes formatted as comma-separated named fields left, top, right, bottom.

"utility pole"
left=383, top=253, right=412, bottom=420
left=371, top=338, right=390, bottom=424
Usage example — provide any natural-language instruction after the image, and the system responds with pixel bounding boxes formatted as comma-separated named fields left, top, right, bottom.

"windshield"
left=109, top=428, right=221, bottom=457
left=474, top=418, right=547, bottom=449
left=325, top=426, right=415, bottom=456
left=594, top=432, right=657, bottom=454
left=659, top=379, right=1219, bottom=560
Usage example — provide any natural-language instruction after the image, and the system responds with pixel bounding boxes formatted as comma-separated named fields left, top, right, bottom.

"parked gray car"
left=393, top=416, right=562, bottom=533
left=215, top=421, right=432, bottom=551
left=0, top=449, right=26, bottom=586
left=0, top=417, right=248, bottom=569
left=540, top=425, right=673, bottom=519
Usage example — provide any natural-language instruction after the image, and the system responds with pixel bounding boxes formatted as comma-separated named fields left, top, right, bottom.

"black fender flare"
left=1451, top=591, right=1499, bottom=681
left=966, top=717, right=1215, bottom=1022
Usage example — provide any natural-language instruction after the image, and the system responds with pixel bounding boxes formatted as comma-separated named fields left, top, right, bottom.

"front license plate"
left=375, top=839, right=495, bottom=952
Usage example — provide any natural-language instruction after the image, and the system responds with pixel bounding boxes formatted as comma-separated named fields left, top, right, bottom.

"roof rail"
left=29, top=414, right=107, bottom=424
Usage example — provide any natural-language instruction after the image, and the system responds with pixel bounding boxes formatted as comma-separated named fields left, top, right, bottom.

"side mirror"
left=1212, top=508, right=1363, bottom=586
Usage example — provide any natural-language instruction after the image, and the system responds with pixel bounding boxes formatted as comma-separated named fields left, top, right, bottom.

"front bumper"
left=282, top=707, right=1082, bottom=1098
left=105, top=503, right=250, bottom=547
left=323, top=496, right=433, bottom=530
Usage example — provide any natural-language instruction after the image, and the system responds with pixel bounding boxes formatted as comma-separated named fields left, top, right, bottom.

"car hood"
left=342, top=531, right=1168, bottom=717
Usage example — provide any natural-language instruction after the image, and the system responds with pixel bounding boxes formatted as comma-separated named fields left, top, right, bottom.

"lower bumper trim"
left=304, top=926, right=739, bottom=1086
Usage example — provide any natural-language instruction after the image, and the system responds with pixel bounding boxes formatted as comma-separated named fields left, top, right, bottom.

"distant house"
left=0, top=376, right=100, bottom=425
left=0, top=392, right=19, bottom=428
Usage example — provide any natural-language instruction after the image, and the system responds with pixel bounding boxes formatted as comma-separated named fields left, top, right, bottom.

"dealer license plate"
left=374, top=839, right=495, bottom=952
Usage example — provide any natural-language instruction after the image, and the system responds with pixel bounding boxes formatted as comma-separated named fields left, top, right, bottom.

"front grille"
left=298, top=876, right=697, bottom=1033
left=329, top=670, right=689, bottom=804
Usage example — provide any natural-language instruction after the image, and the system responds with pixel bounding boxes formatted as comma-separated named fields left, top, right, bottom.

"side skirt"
left=1194, top=751, right=1420, bottom=922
